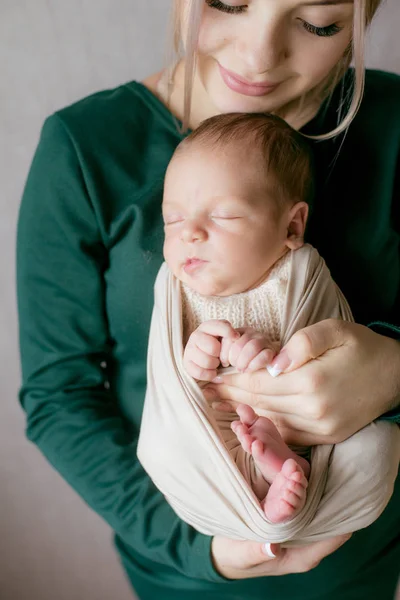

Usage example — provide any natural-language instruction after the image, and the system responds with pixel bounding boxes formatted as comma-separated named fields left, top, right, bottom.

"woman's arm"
left=17, top=115, right=219, bottom=582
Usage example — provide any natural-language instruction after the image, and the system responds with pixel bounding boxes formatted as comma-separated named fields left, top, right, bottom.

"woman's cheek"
left=303, top=34, right=352, bottom=81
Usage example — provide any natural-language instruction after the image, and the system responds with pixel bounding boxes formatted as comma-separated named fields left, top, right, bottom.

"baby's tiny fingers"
left=187, top=361, right=217, bottom=382
left=220, top=336, right=235, bottom=368
left=191, top=331, right=221, bottom=357
left=246, top=348, right=276, bottom=372
left=189, top=347, right=220, bottom=370
left=228, top=333, right=253, bottom=367
left=198, top=319, right=239, bottom=340
left=235, top=339, right=269, bottom=372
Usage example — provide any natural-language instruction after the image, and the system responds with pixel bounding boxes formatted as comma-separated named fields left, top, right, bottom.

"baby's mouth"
left=184, top=257, right=207, bottom=273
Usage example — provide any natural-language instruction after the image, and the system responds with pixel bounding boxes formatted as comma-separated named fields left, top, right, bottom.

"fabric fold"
left=138, top=245, right=400, bottom=545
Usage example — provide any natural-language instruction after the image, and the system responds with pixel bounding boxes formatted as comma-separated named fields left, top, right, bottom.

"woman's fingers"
left=268, top=319, right=347, bottom=376
left=211, top=533, right=352, bottom=579
left=280, top=533, right=352, bottom=574
left=211, top=536, right=282, bottom=579
left=205, top=373, right=302, bottom=413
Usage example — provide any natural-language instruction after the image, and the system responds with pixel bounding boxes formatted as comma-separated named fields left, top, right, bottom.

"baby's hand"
left=184, top=320, right=239, bottom=381
left=223, top=327, right=276, bottom=373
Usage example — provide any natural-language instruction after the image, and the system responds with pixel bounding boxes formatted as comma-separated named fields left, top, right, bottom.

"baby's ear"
left=285, top=202, right=308, bottom=250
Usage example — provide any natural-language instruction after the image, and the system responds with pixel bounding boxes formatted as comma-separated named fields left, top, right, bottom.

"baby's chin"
left=184, top=277, right=236, bottom=298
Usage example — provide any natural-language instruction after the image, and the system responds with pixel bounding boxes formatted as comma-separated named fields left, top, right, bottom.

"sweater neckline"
left=126, top=80, right=190, bottom=138
left=125, top=75, right=348, bottom=138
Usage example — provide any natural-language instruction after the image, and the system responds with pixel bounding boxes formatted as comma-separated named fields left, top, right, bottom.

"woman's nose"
left=235, top=15, right=287, bottom=75
left=180, top=221, right=208, bottom=243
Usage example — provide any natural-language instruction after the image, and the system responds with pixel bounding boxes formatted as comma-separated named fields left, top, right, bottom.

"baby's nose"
left=181, top=222, right=207, bottom=243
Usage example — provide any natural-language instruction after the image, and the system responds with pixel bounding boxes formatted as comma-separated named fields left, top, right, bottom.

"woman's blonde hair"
left=166, top=0, right=384, bottom=140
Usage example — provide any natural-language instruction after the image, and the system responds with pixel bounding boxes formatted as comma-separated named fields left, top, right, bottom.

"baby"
left=162, top=112, right=314, bottom=524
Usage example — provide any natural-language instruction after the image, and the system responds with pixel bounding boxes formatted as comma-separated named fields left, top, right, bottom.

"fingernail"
left=263, top=542, right=277, bottom=558
left=266, top=364, right=282, bottom=377
left=266, top=349, right=291, bottom=378
left=233, top=331, right=241, bottom=339
left=212, top=376, right=223, bottom=384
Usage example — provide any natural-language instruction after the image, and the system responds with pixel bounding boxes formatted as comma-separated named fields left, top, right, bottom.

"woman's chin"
left=207, top=86, right=280, bottom=117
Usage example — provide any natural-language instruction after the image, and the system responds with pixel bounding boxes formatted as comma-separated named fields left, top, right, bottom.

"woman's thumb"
left=241, top=540, right=282, bottom=567
left=267, top=319, right=346, bottom=376
left=262, top=542, right=282, bottom=559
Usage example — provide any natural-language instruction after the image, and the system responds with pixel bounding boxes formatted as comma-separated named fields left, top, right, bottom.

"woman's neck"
left=142, top=60, right=321, bottom=132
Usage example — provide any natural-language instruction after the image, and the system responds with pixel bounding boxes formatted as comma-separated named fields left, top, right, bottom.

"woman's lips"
left=218, top=64, right=280, bottom=97
left=184, top=258, right=207, bottom=274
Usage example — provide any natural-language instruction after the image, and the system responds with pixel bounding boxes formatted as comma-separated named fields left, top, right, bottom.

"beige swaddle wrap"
left=137, top=245, right=400, bottom=545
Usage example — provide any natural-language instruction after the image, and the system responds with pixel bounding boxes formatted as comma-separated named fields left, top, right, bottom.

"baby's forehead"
left=174, top=136, right=256, bottom=164
left=168, top=141, right=267, bottom=189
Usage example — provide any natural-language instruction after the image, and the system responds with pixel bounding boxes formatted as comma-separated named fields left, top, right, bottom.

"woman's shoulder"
left=43, top=79, right=178, bottom=148
left=363, top=69, right=400, bottom=116
left=365, top=68, right=400, bottom=89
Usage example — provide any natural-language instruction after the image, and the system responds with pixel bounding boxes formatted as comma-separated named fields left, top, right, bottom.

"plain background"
left=1, top=1, right=399, bottom=599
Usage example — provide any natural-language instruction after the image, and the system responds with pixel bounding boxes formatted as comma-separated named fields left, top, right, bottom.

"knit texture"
left=181, top=252, right=291, bottom=344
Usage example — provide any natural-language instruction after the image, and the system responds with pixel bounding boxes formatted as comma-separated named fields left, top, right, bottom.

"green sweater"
left=17, top=70, right=400, bottom=600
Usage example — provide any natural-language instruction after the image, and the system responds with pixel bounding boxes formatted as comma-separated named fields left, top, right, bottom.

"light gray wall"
left=1, top=2, right=399, bottom=599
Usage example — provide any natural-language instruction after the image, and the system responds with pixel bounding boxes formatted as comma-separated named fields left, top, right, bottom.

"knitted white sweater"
left=181, top=252, right=290, bottom=344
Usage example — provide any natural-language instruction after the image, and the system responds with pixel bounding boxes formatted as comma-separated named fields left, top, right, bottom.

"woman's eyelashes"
left=205, top=0, right=343, bottom=38
left=205, top=0, right=246, bottom=14
left=300, top=20, right=343, bottom=37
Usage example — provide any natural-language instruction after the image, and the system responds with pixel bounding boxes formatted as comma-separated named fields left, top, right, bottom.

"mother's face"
left=180, top=0, right=354, bottom=116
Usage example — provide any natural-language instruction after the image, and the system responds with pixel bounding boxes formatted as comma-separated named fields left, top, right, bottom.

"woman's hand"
left=211, top=533, right=351, bottom=579
left=205, top=319, right=400, bottom=446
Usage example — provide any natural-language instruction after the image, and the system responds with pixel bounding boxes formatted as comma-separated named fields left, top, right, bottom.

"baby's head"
left=163, top=112, right=314, bottom=297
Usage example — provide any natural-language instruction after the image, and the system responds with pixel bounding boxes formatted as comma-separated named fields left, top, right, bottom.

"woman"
left=17, top=1, right=400, bottom=599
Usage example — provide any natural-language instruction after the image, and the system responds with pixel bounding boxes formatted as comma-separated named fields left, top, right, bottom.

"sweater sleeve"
left=16, top=115, right=224, bottom=583
left=367, top=145, right=400, bottom=424
left=366, top=321, right=400, bottom=423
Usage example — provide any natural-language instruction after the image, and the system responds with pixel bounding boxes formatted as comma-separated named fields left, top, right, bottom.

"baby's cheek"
left=163, top=238, right=174, bottom=265
left=163, top=239, right=180, bottom=272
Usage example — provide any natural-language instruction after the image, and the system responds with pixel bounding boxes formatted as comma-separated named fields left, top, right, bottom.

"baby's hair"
left=176, top=112, right=315, bottom=208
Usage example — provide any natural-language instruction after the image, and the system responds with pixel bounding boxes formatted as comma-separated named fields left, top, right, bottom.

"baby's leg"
left=231, top=404, right=309, bottom=523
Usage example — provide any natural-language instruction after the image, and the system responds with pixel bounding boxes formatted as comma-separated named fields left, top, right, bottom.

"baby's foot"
left=262, top=458, right=308, bottom=523
left=231, top=404, right=310, bottom=482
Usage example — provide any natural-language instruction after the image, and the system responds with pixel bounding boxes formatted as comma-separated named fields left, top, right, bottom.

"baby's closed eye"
left=164, top=214, right=184, bottom=225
